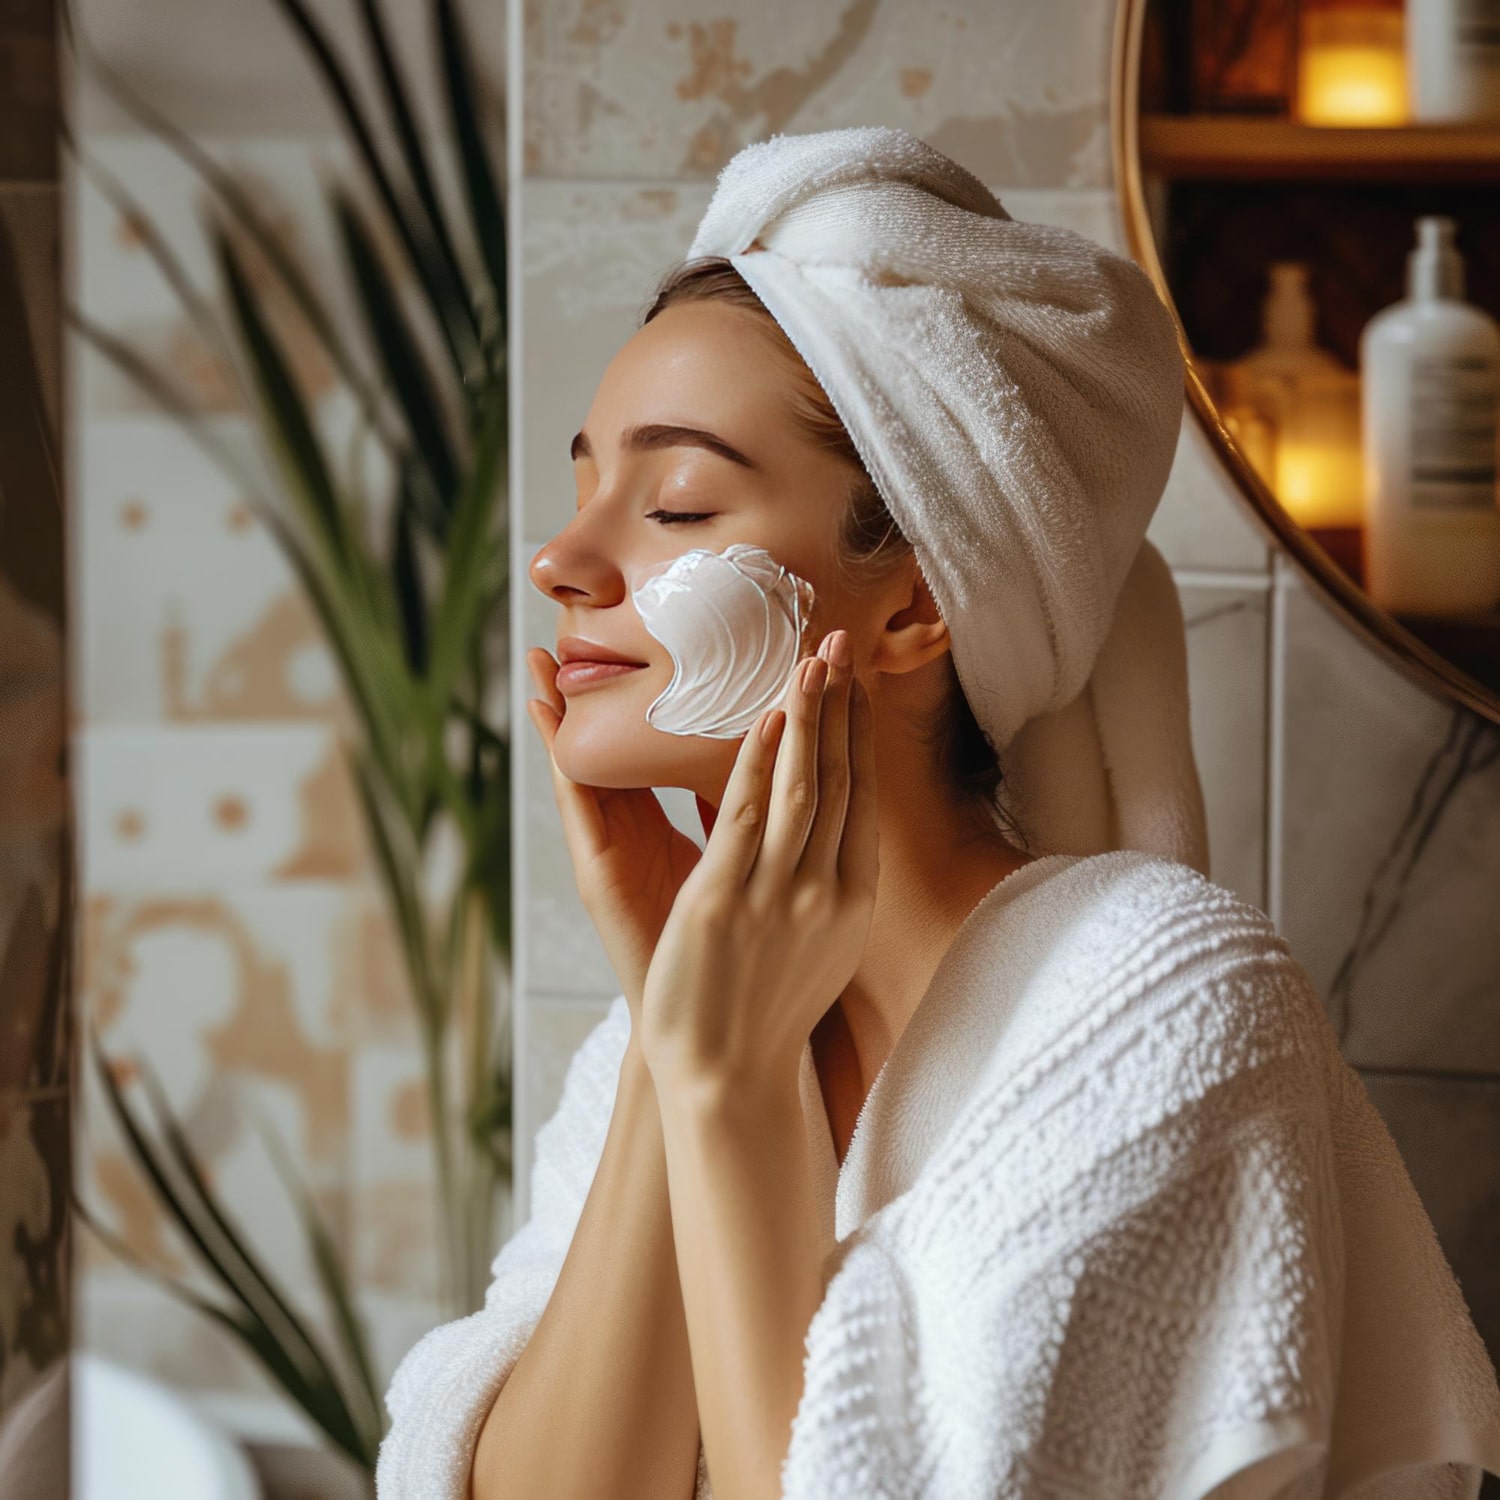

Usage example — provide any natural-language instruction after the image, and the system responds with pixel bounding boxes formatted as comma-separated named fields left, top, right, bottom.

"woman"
left=376, top=128, right=1500, bottom=1500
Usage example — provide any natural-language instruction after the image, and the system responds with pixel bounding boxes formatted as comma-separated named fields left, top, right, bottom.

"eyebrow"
left=569, top=422, right=760, bottom=471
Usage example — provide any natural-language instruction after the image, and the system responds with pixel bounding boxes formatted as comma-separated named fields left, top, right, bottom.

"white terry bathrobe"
left=376, top=848, right=1500, bottom=1499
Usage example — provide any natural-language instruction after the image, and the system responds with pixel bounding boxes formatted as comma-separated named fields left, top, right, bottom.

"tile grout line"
left=1267, top=549, right=1290, bottom=931
left=509, top=0, right=533, bottom=1231
left=1171, top=566, right=1274, bottom=592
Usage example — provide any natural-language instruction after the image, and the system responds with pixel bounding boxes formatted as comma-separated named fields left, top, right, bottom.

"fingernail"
left=804, top=657, right=828, bottom=694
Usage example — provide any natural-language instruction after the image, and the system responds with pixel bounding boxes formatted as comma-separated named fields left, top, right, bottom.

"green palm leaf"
left=332, top=185, right=459, bottom=532
left=87, top=1037, right=378, bottom=1467
left=211, top=221, right=347, bottom=559
left=73, top=1195, right=378, bottom=1471
left=254, top=1112, right=384, bottom=1444
left=436, top=0, right=507, bottom=353
left=61, top=8, right=402, bottom=455
left=353, top=0, right=483, bottom=375
left=427, top=384, right=507, bottom=721
left=260, top=0, right=481, bottom=385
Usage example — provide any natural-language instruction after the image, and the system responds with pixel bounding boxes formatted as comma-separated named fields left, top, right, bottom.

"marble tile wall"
left=64, top=0, right=1500, bottom=1472
left=0, top=1, right=70, bottom=1496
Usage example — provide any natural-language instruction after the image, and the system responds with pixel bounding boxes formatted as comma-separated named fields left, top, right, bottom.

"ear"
left=870, top=561, right=951, bottom=677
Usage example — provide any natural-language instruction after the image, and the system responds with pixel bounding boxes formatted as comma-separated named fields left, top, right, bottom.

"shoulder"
left=1021, top=849, right=1334, bottom=1072
left=908, top=852, right=1339, bottom=1221
left=1037, top=847, right=1282, bottom=962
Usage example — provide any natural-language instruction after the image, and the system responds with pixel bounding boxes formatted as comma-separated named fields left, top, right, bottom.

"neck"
left=836, top=800, right=1034, bottom=1095
left=694, top=783, right=1034, bottom=1097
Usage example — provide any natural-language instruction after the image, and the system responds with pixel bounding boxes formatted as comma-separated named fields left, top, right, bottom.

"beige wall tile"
left=78, top=1270, right=286, bottom=1400
left=521, top=178, right=712, bottom=544
left=74, top=0, right=505, bottom=137
left=75, top=138, right=370, bottom=417
left=76, top=882, right=359, bottom=1297
left=79, top=418, right=351, bottom=727
left=78, top=724, right=367, bottom=884
left=348, top=1041, right=440, bottom=1299
left=1358, top=1073, right=1500, bottom=1378
left=524, top=0, right=1114, bottom=186
left=1179, top=581, right=1270, bottom=912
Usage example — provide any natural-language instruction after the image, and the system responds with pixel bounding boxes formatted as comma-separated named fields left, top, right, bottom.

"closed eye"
left=646, top=509, right=714, bottom=525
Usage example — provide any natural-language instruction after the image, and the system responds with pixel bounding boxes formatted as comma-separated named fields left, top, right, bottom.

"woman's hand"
left=525, top=647, right=705, bottom=1030
left=637, top=628, right=879, bottom=1090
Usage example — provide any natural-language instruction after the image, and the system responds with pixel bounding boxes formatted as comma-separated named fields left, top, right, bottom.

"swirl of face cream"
left=627, top=542, right=817, bottom=739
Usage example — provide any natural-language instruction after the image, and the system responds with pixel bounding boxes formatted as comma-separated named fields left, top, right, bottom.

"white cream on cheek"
left=627, top=542, right=817, bottom=739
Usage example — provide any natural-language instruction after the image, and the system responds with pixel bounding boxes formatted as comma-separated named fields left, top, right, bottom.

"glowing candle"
left=1275, top=369, right=1366, bottom=529
left=1296, top=0, right=1410, bottom=125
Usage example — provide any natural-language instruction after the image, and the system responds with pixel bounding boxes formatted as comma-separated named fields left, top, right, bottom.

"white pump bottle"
left=1359, top=216, right=1500, bottom=617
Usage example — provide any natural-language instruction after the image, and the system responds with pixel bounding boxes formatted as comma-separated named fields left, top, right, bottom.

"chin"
left=550, top=700, right=735, bottom=793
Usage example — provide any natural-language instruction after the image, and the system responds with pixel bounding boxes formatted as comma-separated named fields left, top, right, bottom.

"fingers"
left=525, top=647, right=611, bottom=855
left=527, top=646, right=565, bottom=717
left=524, top=646, right=566, bottom=769
left=838, top=674, right=878, bottom=893
left=692, top=704, right=786, bottom=895
left=752, top=644, right=829, bottom=893
left=800, top=631, right=853, bottom=880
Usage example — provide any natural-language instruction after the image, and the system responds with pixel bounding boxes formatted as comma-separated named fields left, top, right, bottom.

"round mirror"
left=1111, top=0, right=1500, bottom=724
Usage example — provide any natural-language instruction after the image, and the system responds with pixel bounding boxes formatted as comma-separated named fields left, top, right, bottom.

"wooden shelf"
left=1308, top=524, right=1500, bottom=696
left=1399, top=611, right=1500, bottom=697
left=1140, top=113, right=1500, bottom=181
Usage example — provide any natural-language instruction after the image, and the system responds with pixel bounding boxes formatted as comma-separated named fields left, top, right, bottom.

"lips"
left=554, top=659, right=647, bottom=692
left=553, top=636, right=650, bottom=694
left=556, top=636, right=648, bottom=668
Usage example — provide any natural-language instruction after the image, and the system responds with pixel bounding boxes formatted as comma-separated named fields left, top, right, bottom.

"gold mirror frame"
left=1110, top=0, right=1500, bottom=728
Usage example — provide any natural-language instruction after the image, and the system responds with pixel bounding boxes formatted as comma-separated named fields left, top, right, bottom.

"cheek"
left=627, top=541, right=817, bottom=739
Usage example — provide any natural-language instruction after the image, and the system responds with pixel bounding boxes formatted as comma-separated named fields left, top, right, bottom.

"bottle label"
left=1458, top=0, right=1500, bottom=59
left=1409, top=352, right=1499, bottom=512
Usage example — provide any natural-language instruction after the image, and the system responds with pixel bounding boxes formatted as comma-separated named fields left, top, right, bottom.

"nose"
left=528, top=522, right=629, bottom=607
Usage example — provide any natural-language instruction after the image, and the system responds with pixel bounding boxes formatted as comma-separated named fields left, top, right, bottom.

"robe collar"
left=797, top=850, right=1096, bottom=1244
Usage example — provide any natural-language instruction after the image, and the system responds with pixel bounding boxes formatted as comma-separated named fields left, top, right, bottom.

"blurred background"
left=1, top=0, right=1498, bottom=1495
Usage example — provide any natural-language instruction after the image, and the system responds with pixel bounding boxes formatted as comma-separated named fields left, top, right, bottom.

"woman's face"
left=528, top=299, right=874, bottom=803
